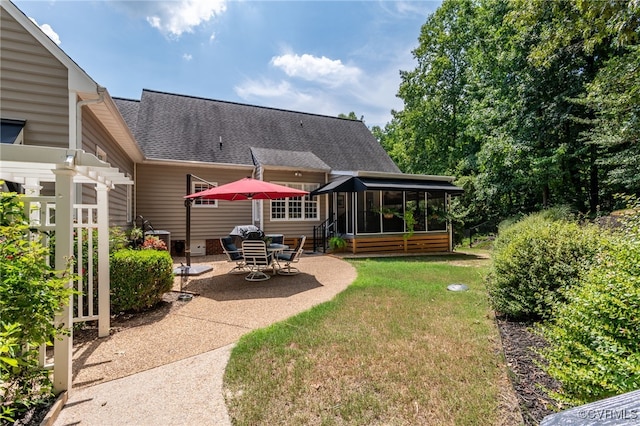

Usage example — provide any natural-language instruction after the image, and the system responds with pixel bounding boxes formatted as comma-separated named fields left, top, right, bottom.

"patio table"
left=267, top=243, right=288, bottom=273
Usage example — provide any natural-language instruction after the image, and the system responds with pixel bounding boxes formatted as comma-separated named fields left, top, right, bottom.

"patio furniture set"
left=220, top=230, right=306, bottom=281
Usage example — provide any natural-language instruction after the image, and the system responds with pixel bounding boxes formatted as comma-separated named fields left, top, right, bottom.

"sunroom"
left=311, top=172, right=464, bottom=255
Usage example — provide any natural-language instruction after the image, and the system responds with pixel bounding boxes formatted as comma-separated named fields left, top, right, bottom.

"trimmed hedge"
left=537, top=200, right=640, bottom=406
left=110, top=249, right=173, bottom=313
left=538, top=234, right=640, bottom=405
left=487, top=212, right=603, bottom=320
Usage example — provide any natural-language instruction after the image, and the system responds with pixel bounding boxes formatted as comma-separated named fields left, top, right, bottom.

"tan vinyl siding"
left=136, top=164, right=253, bottom=241
left=0, top=10, right=69, bottom=147
left=261, top=170, right=326, bottom=240
left=81, top=111, right=135, bottom=227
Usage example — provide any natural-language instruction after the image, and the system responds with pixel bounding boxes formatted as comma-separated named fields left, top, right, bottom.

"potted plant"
left=329, top=235, right=347, bottom=252
left=129, top=226, right=144, bottom=248
left=375, top=206, right=398, bottom=219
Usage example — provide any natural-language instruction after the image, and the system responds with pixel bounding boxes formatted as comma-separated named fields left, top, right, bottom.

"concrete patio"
left=52, top=253, right=356, bottom=425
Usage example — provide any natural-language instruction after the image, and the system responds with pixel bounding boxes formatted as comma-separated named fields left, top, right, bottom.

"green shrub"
left=487, top=211, right=603, bottom=320
left=538, top=234, right=640, bottom=405
left=110, top=249, right=174, bottom=313
left=329, top=235, right=347, bottom=251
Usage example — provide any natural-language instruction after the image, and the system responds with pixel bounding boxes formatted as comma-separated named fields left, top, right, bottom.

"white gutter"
left=142, top=157, right=255, bottom=170
left=330, top=170, right=458, bottom=182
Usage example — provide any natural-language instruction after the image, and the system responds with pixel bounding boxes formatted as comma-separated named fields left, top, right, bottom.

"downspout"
left=254, top=166, right=262, bottom=229
left=74, top=86, right=106, bottom=205
left=133, top=162, right=137, bottom=221
left=75, top=85, right=106, bottom=150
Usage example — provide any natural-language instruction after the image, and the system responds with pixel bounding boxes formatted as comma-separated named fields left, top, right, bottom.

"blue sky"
left=15, top=0, right=441, bottom=128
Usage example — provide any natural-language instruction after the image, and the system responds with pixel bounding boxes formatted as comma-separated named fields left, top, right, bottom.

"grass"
left=224, top=253, right=506, bottom=425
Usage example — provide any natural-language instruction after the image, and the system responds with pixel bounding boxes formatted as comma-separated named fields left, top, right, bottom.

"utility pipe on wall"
left=74, top=85, right=106, bottom=150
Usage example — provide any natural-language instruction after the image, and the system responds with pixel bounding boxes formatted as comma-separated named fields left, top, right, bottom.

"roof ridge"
left=112, top=96, right=141, bottom=103
left=140, top=88, right=363, bottom=124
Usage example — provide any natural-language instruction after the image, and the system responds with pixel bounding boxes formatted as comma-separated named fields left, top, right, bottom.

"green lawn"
left=224, top=253, right=510, bottom=425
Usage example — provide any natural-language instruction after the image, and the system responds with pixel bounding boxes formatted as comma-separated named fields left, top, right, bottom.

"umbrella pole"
left=185, top=174, right=192, bottom=267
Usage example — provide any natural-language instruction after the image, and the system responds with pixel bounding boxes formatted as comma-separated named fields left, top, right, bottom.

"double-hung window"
left=192, top=181, right=217, bottom=207
left=271, top=183, right=319, bottom=221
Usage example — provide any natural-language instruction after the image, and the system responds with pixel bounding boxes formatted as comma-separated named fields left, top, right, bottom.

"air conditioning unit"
left=191, top=240, right=206, bottom=256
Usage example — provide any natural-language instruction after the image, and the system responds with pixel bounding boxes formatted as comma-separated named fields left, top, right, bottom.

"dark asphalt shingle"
left=114, top=89, right=400, bottom=173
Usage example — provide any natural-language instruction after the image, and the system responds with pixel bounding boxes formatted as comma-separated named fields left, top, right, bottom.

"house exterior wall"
left=81, top=111, right=135, bottom=227
left=261, top=169, right=326, bottom=240
left=136, top=165, right=328, bottom=254
left=0, top=9, right=69, bottom=148
left=135, top=163, right=254, bottom=243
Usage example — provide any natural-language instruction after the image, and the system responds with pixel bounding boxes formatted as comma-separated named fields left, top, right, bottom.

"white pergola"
left=0, top=144, right=133, bottom=393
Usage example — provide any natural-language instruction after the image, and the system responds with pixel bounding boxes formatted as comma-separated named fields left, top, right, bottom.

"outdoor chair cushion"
left=221, top=236, right=242, bottom=260
left=276, top=250, right=296, bottom=262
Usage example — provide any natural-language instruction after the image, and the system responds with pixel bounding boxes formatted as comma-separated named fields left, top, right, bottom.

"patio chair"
left=220, top=237, right=249, bottom=274
left=276, top=235, right=306, bottom=276
left=242, top=240, right=273, bottom=281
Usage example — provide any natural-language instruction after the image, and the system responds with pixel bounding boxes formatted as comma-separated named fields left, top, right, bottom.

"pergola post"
left=52, top=168, right=75, bottom=394
left=185, top=173, right=192, bottom=267
left=96, top=184, right=110, bottom=338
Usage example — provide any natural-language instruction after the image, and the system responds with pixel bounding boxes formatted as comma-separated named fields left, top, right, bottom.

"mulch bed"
left=496, top=317, right=563, bottom=425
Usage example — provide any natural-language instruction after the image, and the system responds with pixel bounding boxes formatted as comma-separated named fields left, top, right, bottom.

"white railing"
left=73, top=204, right=99, bottom=323
left=22, top=199, right=105, bottom=370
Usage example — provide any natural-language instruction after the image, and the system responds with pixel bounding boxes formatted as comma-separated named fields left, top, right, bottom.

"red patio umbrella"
left=185, top=177, right=308, bottom=200
left=182, top=176, right=309, bottom=270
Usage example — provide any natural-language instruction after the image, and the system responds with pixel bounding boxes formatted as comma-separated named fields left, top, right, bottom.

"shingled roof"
left=113, top=89, right=400, bottom=173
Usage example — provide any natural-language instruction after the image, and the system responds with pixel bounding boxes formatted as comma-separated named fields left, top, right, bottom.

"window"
left=381, top=190, right=403, bottom=233
left=427, top=192, right=447, bottom=231
left=405, top=191, right=426, bottom=232
left=1, top=118, right=25, bottom=145
left=356, top=191, right=381, bottom=233
left=270, top=183, right=319, bottom=220
left=192, top=181, right=217, bottom=207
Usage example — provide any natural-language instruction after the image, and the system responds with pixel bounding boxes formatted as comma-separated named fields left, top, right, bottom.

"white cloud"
left=378, top=1, right=438, bottom=18
left=270, top=53, right=361, bottom=87
left=144, top=0, right=227, bottom=37
left=236, top=79, right=296, bottom=99
left=234, top=51, right=409, bottom=128
left=183, top=53, right=193, bottom=61
left=29, top=18, right=61, bottom=45
left=235, top=78, right=327, bottom=111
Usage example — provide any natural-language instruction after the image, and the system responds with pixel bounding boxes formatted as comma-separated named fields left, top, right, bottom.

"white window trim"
left=270, top=182, right=319, bottom=221
left=192, top=181, right=218, bottom=208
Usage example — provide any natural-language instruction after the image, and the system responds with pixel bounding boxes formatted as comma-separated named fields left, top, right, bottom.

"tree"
left=393, top=0, right=479, bottom=176
left=337, top=112, right=360, bottom=121
left=586, top=46, right=640, bottom=196
left=509, top=0, right=640, bottom=208
left=379, top=0, right=639, bottom=227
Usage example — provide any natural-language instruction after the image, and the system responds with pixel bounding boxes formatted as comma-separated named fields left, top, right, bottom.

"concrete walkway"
left=53, top=254, right=357, bottom=425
